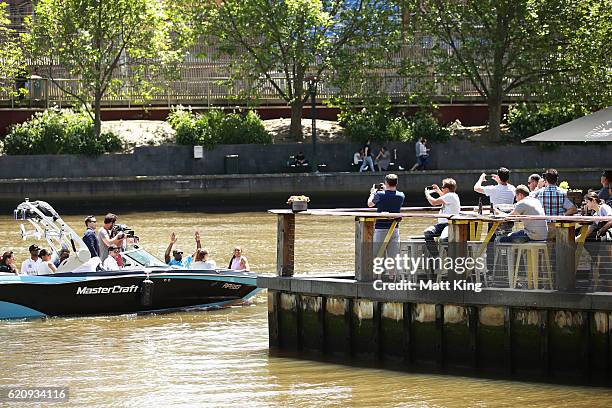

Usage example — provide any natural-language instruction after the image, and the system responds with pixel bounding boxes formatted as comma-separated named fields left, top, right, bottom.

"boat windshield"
left=123, top=249, right=167, bottom=268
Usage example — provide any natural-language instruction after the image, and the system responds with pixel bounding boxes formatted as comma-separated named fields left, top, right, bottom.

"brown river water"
left=0, top=212, right=611, bottom=407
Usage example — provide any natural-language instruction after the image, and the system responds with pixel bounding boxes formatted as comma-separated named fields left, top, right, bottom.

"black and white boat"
left=0, top=200, right=259, bottom=320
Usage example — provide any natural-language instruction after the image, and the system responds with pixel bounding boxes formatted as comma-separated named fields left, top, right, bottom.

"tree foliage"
left=22, top=0, right=184, bottom=138
left=191, top=0, right=400, bottom=140
left=0, top=3, right=24, bottom=94
left=407, top=0, right=579, bottom=138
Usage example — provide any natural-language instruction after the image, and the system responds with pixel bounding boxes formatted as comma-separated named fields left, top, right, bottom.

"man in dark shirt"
left=368, top=174, right=405, bottom=280
left=82, top=215, right=99, bottom=258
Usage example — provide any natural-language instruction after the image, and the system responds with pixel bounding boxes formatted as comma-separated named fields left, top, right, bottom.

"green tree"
left=23, top=0, right=183, bottom=138
left=192, top=0, right=399, bottom=140
left=408, top=0, right=577, bottom=137
left=537, top=0, right=612, bottom=109
left=0, top=3, right=24, bottom=94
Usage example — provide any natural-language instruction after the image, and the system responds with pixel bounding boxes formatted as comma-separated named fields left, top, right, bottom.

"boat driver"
left=102, top=245, right=122, bottom=271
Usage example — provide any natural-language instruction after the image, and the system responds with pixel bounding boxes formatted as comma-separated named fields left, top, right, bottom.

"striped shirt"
left=534, top=185, right=574, bottom=217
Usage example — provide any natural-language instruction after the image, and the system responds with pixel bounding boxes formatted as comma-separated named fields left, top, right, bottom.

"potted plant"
left=287, top=195, right=310, bottom=212
left=560, top=181, right=583, bottom=207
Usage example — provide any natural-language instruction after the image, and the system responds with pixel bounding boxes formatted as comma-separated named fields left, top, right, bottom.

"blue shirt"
left=168, top=256, right=192, bottom=268
left=372, top=190, right=405, bottom=229
left=83, top=228, right=99, bottom=258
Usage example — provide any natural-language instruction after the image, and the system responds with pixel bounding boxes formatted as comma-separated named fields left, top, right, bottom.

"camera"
left=426, top=185, right=435, bottom=190
left=372, top=183, right=384, bottom=191
left=112, top=223, right=135, bottom=238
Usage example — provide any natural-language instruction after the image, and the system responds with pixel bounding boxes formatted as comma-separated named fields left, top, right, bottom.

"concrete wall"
left=0, top=169, right=603, bottom=212
left=0, top=139, right=608, bottom=179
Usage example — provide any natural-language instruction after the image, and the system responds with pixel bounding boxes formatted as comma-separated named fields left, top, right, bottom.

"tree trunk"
left=290, top=100, right=304, bottom=141
left=487, top=97, right=502, bottom=139
left=93, top=96, right=102, bottom=139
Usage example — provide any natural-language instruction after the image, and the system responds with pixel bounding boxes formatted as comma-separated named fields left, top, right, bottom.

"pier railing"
left=269, top=207, right=612, bottom=293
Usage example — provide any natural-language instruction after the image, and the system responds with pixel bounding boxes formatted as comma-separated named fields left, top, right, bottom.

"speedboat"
left=0, top=200, right=260, bottom=319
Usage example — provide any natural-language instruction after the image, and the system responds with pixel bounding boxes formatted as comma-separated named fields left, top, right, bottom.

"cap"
left=173, top=249, right=184, bottom=255
left=29, top=244, right=40, bottom=252
left=108, top=245, right=119, bottom=251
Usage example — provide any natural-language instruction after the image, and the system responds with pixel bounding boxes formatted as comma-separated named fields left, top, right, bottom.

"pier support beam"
left=277, top=213, right=295, bottom=276
left=355, top=217, right=375, bottom=282
left=555, top=223, right=576, bottom=291
left=448, top=220, right=469, bottom=283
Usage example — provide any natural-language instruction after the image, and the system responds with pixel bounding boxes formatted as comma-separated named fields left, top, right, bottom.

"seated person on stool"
left=498, top=185, right=548, bottom=243
left=423, top=178, right=460, bottom=257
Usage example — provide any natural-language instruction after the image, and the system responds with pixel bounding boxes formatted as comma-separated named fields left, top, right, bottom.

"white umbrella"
left=521, top=106, right=612, bottom=142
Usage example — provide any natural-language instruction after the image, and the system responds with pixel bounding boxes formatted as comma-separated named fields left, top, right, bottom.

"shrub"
left=506, top=103, right=590, bottom=139
left=2, top=109, right=122, bottom=155
left=338, top=106, right=390, bottom=143
left=168, top=107, right=272, bottom=148
left=339, top=105, right=450, bottom=143
left=409, top=112, right=451, bottom=143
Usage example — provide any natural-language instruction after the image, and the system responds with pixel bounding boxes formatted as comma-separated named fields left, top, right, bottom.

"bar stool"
left=492, top=243, right=517, bottom=287
left=512, top=241, right=553, bottom=289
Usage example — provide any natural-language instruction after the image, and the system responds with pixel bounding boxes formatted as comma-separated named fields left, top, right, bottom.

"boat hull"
left=0, top=269, right=260, bottom=319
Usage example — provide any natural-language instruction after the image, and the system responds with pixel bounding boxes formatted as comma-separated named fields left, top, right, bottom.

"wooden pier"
left=259, top=207, right=612, bottom=386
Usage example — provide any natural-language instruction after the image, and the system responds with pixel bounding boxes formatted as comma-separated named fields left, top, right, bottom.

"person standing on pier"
left=599, top=170, right=611, bottom=202
left=534, top=169, right=577, bottom=240
left=368, top=174, right=405, bottom=280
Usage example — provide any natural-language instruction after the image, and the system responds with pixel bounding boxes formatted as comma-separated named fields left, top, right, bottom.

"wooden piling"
left=277, top=213, right=295, bottom=277
left=355, top=217, right=375, bottom=282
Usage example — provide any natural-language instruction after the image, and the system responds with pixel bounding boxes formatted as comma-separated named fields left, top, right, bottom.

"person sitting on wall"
left=0, top=251, right=18, bottom=274
left=228, top=246, right=250, bottom=271
left=353, top=148, right=364, bottom=170
left=293, top=151, right=309, bottom=167
left=375, top=146, right=391, bottom=171
left=498, top=185, right=548, bottom=243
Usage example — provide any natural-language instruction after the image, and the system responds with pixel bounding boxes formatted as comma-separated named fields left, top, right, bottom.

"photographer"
left=367, top=174, right=405, bottom=280
left=97, top=213, right=126, bottom=262
left=423, top=178, right=460, bottom=257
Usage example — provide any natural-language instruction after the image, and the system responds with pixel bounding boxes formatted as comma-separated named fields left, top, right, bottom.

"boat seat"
left=57, top=248, right=91, bottom=273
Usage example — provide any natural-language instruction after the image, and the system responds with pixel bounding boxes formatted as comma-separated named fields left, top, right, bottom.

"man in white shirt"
left=423, top=178, right=461, bottom=257
left=102, top=245, right=121, bottom=271
left=473, top=167, right=515, bottom=206
left=20, top=244, right=42, bottom=275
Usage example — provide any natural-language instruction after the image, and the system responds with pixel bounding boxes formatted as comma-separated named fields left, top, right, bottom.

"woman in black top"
left=359, top=140, right=375, bottom=172
left=0, top=251, right=18, bottom=274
